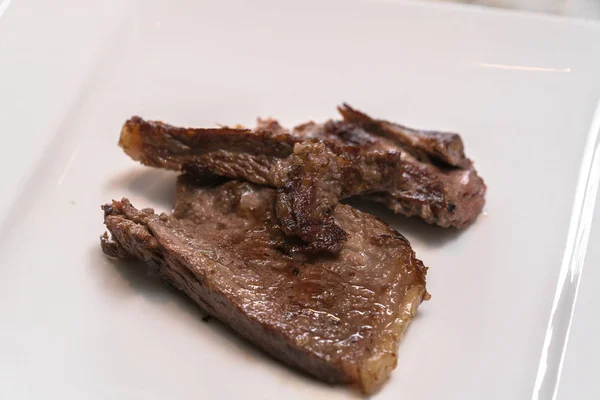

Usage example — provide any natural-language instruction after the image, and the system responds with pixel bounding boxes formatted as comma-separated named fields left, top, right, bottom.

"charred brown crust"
left=100, top=178, right=428, bottom=393
left=118, top=105, right=486, bottom=252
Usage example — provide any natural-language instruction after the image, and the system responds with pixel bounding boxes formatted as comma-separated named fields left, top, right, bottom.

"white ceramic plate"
left=1, top=1, right=599, bottom=399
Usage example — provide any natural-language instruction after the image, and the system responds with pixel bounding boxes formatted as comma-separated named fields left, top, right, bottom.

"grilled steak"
left=119, top=105, right=486, bottom=252
left=101, top=175, right=429, bottom=393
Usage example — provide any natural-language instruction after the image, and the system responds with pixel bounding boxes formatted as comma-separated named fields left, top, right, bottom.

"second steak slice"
left=101, top=175, right=428, bottom=393
left=118, top=105, right=486, bottom=252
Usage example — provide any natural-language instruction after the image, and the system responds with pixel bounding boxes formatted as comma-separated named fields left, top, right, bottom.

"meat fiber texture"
left=101, top=175, right=429, bottom=393
left=118, top=104, right=486, bottom=253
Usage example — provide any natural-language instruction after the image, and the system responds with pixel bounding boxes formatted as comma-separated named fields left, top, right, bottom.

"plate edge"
left=531, top=100, right=600, bottom=400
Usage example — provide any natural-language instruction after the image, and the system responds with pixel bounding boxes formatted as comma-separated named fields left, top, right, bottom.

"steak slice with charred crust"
left=101, top=175, right=429, bottom=393
left=119, top=105, right=486, bottom=253
left=281, top=105, right=486, bottom=234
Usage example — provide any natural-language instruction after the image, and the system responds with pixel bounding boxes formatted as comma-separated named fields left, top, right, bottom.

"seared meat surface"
left=101, top=175, right=428, bottom=393
left=278, top=104, right=486, bottom=235
left=119, top=105, right=486, bottom=252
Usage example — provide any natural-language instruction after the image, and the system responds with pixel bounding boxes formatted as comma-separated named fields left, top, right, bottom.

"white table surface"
left=0, top=1, right=598, bottom=399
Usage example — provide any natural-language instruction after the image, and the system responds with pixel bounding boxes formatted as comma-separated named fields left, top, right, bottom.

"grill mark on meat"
left=119, top=105, right=486, bottom=253
left=101, top=176, right=428, bottom=393
left=337, top=103, right=469, bottom=168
